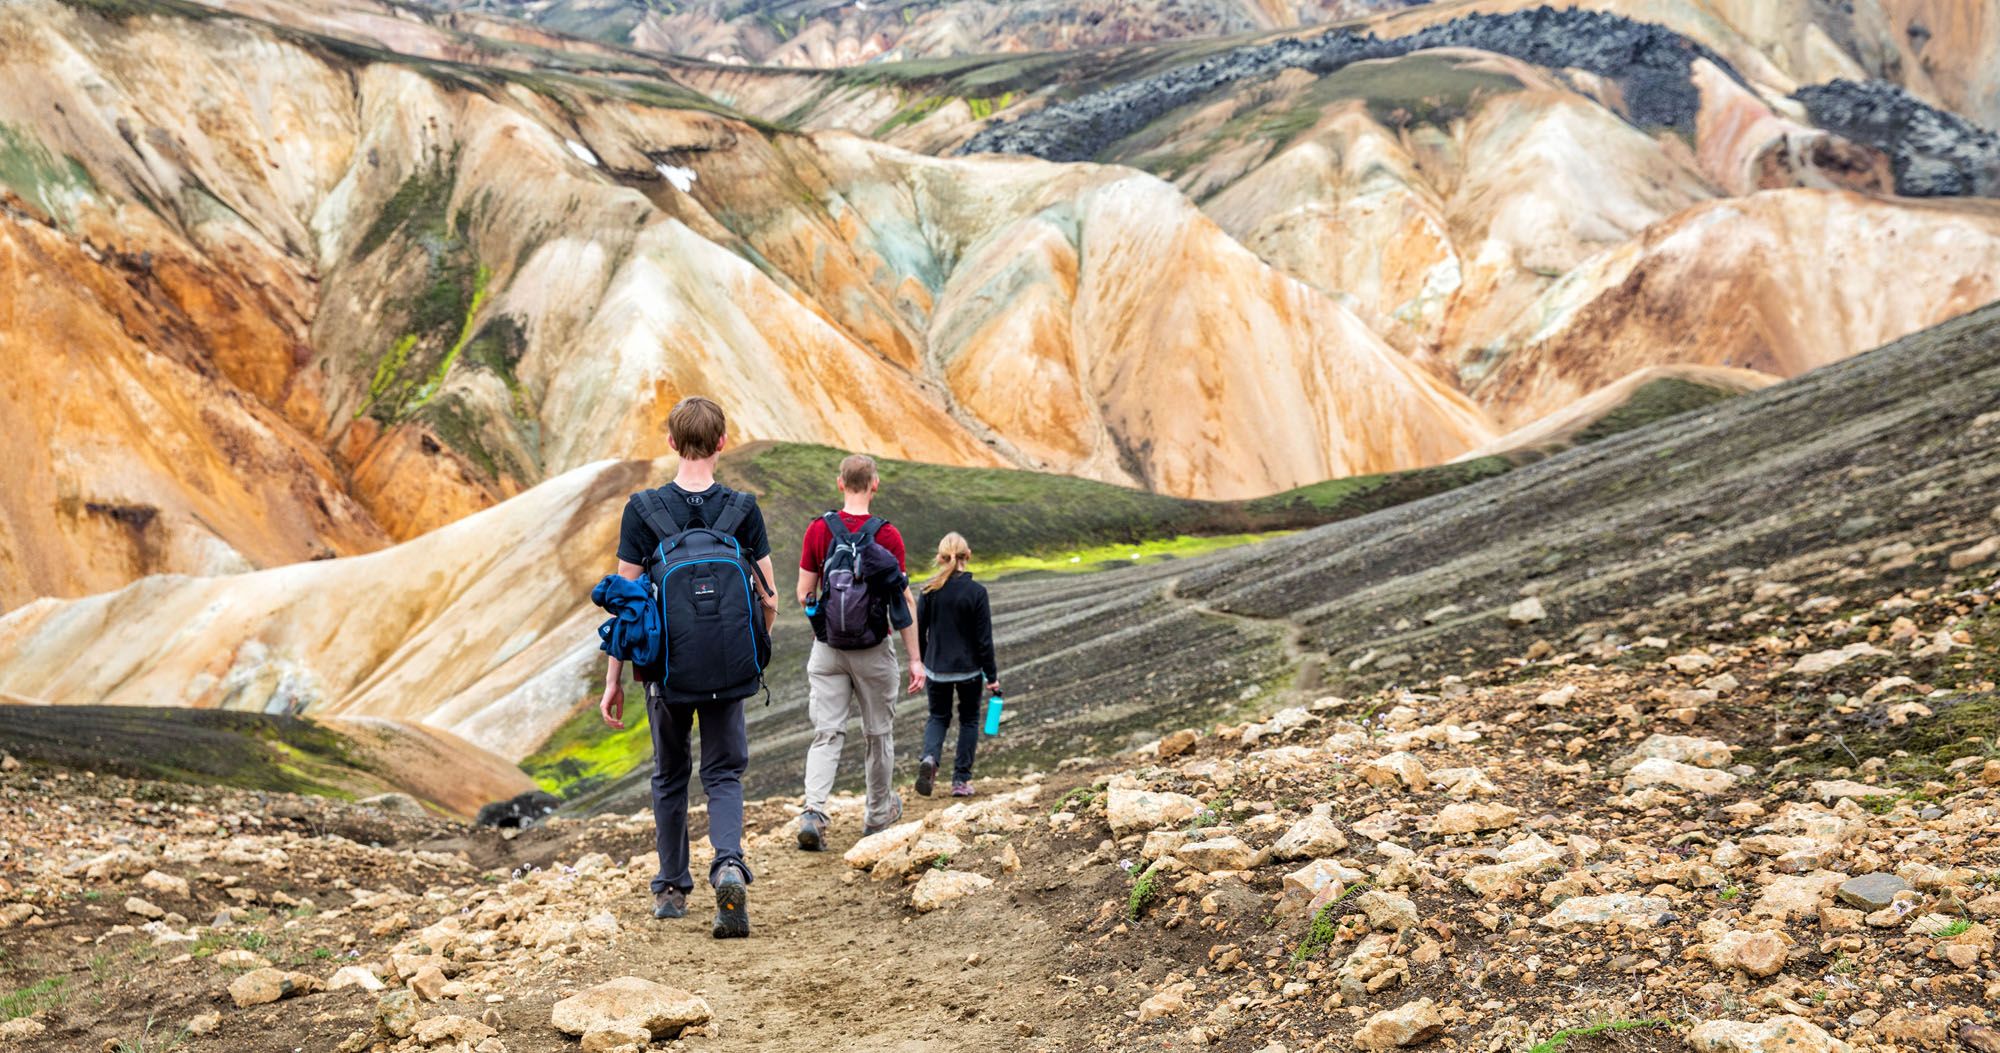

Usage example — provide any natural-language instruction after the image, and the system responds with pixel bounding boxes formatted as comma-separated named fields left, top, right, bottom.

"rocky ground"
left=3, top=525, right=1996, bottom=1052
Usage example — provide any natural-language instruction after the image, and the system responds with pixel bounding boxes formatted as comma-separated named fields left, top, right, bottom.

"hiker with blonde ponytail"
left=914, top=532, right=998, bottom=797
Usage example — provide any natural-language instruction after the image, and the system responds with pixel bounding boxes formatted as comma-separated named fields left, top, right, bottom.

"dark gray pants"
left=922, top=678, right=983, bottom=784
left=647, top=690, right=753, bottom=894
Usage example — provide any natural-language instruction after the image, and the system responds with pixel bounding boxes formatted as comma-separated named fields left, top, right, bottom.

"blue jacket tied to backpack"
left=592, top=574, right=661, bottom=668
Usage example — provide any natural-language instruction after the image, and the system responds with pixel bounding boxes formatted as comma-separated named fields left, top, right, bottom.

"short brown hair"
left=838, top=454, right=878, bottom=493
left=667, top=397, right=726, bottom=459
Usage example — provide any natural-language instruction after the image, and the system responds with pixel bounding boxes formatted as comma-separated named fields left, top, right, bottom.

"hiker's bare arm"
left=796, top=569, right=821, bottom=607
left=757, top=556, right=778, bottom=630
left=599, top=560, right=644, bottom=730
left=902, top=585, right=925, bottom=693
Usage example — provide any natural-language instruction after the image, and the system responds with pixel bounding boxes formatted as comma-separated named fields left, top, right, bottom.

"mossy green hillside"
left=0, top=705, right=372, bottom=799
left=1571, top=377, right=1750, bottom=446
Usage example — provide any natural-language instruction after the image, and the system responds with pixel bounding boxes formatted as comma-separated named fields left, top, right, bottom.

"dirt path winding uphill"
left=0, top=764, right=1097, bottom=1053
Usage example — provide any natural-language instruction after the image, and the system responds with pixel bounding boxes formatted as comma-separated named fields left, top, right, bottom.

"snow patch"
left=565, top=139, right=599, bottom=167
left=656, top=163, right=697, bottom=192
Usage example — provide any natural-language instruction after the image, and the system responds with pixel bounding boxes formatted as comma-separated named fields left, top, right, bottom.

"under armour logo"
left=686, top=494, right=705, bottom=505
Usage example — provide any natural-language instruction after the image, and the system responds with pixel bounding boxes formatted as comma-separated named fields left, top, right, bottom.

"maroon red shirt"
left=800, top=512, right=906, bottom=573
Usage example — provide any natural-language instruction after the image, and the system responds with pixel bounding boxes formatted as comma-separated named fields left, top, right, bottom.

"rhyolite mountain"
left=2, top=0, right=1999, bottom=772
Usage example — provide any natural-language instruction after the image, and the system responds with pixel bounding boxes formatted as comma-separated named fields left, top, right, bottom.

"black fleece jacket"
left=916, top=572, right=997, bottom=682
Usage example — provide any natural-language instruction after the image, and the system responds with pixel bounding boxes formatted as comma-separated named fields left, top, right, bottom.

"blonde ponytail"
left=923, top=532, right=972, bottom=594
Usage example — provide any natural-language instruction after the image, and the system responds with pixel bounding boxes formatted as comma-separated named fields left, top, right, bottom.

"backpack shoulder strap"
left=710, top=490, right=755, bottom=537
left=822, top=510, right=853, bottom=540
left=856, top=516, right=886, bottom=544
left=635, top=489, right=682, bottom=542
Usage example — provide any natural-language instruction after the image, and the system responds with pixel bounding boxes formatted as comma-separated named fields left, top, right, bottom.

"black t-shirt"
left=616, top=484, right=771, bottom=566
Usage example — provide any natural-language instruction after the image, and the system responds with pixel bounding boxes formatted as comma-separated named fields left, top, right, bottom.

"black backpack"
left=633, top=488, right=771, bottom=702
left=815, top=512, right=892, bottom=650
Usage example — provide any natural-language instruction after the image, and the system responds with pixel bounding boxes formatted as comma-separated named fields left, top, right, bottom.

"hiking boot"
left=712, top=864, right=749, bottom=940
left=796, top=810, right=827, bottom=852
left=652, top=887, right=687, bottom=920
left=951, top=781, right=975, bottom=797
left=914, top=756, right=938, bottom=798
left=862, top=794, right=904, bottom=837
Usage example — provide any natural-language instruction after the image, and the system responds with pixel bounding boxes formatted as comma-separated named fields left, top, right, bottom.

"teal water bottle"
left=983, top=690, right=1004, bottom=735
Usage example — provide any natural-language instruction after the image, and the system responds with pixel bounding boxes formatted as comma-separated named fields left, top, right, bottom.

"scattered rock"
left=844, top=820, right=924, bottom=869
left=1788, top=643, right=1883, bottom=676
left=328, top=965, right=386, bottom=992
left=228, top=968, right=314, bottom=1008
left=1810, top=779, right=1894, bottom=803
left=1355, top=890, right=1419, bottom=930
left=1106, top=788, right=1205, bottom=836
left=582, top=1024, right=653, bottom=1052
left=1157, top=729, right=1198, bottom=760
left=1624, top=734, right=1734, bottom=769
left=1688, top=1015, right=1851, bottom=1053
left=1706, top=929, right=1789, bottom=977
left=1176, top=836, right=1255, bottom=872
left=1359, top=752, right=1429, bottom=792
left=0, top=1019, right=46, bottom=1042
left=185, top=1012, right=219, bottom=1036
left=1137, top=981, right=1194, bottom=1023
left=1948, top=536, right=1998, bottom=569
left=1621, top=757, right=1738, bottom=794
left=550, top=977, right=712, bottom=1040
left=1537, top=894, right=1670, bottom=931
left=412, top=1015, right=496, bottom=1047
left=1507, top=597, right=1547, bottom=624
left=124, top=896, right=164, bottom=920
left=1353, top=998, right=1444, bottom=1049
left=1837, top=873, right=1909, bottom=911
left=910, top=869, right=993, bottom=912
left=138, top=870, right=190, bottom=899
left=1428, top=802, right=1518, bottom=835
left=377, top=991, right=420, bottom=1039
left=1270, top=808, right=1347, bottom=861
left=357, top=792, right=429, bottom=818
left=409, top=964, right=448, bottom=1002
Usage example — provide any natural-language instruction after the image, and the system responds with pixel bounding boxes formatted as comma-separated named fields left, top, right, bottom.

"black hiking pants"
left=647, top=691, right=754, bottom=894
left=922, top=677, right=983, bottom=784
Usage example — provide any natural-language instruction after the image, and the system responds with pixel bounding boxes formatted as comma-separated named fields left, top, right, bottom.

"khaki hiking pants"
left=802, top=638, right=900, bottom=829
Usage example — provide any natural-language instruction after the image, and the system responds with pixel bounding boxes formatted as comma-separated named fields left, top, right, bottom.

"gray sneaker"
left=915, top=756, right=938, bottom=798
left=652, top=888, right=687, bottom=920
left=796, top=810, right=827, bottom=852
left=862, top=794, right=904, bottom=837
left=712, top=865, right=749, bottom=940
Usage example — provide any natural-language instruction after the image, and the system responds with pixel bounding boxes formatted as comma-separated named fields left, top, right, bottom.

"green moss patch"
left=0, top=123, right=96, bottom=227
left=521, top=688, right=655, bottom=798
left=0, top=705, right=373, bottom=798
left=1572, top=377, right=1750, bottom=446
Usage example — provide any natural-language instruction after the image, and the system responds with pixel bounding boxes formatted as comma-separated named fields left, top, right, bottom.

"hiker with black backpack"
left=595, top=396, right=776, bottom=939
left=794, top=454, right=923, bottom=851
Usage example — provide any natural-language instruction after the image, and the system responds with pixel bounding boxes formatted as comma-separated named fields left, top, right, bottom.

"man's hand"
left=600, top=680, right=626, bottom=730
left=907, top=660, right=927, bottom=694
left=985, top=681, right=1001, bottom=696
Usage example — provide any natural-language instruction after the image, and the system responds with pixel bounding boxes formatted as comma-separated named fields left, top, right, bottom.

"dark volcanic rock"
left=961, top=9, right=1743, bottom=162
left=1794, top=79, right=2000, bottom=197
left=476, top=789, right=560, bottom=829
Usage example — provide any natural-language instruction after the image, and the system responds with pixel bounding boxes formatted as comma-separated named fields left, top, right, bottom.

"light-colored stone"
left=1537, top=894, right=1669, bottom=931
left=1688, top=1015, right=1851, bottom=1053
left=211, top=948, right=270, bottom=969
left=124, top=896, right=165, bottom=920
left=1836, top=873, right=1909, bottom=910
left=139, top=870, right=190, bottom=899
left=358, top=792, right=430, bottom=817
left=1809, top=779, right=1894, bottom=804
left=1428, top=802, right=1518, bottom=835
left=1622, top=757, right=1738, bottom=795
left=328, top=965, right=386, bottom=992
left=1270, top=809, right=1347, bottom=861
left=1507, top=597, right=1547, bottom=624
left=409, top=964, right=448, bottom=1002
left=1138, top=981, right=1195, bottom=1023
left=0, top=1019, right=47, bottom=1041
left=843, top=820, right=924, bottom=869
left=1157, top=729, right=1198, bottom=760
left=1706, top=930, right=1789, bottom=978
left=1948, top=535, right=1999, bottom=569
left=1175, top=836, right=1255, bottom=872
left=1359, top=752, right=1429, bottom=792
left=910, top=869, right=993, bottom=912
left=412, top=1016, right=496, bottom=1047
left=1356, top=890, right=1419, bottom=931
left=552, top=977, right=711, bottom=1039
left=185, top=1012, right=220, bottom=1036
left=1626, top=734, right=1735, bottom=769
left=1787, top=643, right=1883, bottom=676
left=582, top=1024, right=653, bottom=1052
left=1353, top=998, right=1444, bottom=1049
left=1106, top=788, right=1205, bottom=836
left=228, top=968, right=301, bottom=1008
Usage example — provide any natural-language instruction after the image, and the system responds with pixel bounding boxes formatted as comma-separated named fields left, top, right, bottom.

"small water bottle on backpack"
left=983, top=690, right=1004, bottom=735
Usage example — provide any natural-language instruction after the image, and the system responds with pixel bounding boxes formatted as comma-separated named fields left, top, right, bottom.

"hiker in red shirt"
left=793, top=454, right=923, bottom=850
